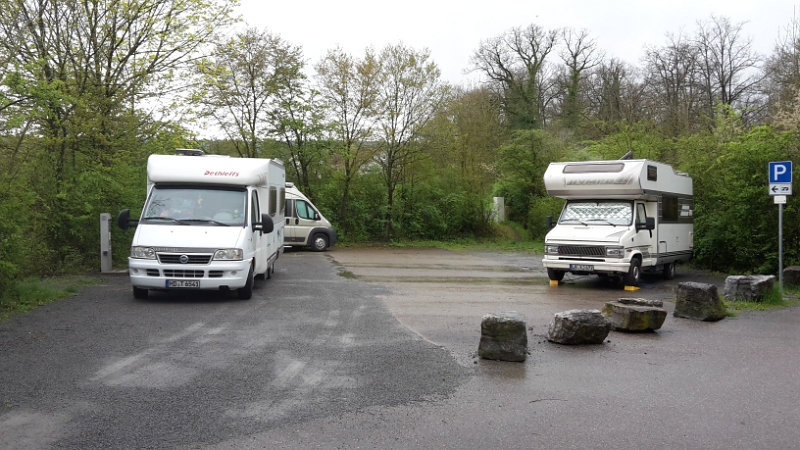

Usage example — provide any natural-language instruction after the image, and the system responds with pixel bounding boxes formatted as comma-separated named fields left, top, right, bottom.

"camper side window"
left=251, top=191, right=260, bottom=223
left=636, top=204, right=647, bottom=225
left=269, top=187, right=277, bottom=216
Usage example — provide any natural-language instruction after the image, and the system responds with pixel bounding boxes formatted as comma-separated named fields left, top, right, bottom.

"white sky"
left=237, top=0, right=795, bottom=86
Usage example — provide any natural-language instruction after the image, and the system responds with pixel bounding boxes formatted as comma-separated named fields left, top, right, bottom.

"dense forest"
left=1, top=0, right=800, bottom=298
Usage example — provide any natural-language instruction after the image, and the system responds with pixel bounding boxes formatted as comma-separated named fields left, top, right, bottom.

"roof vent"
left=285, top=182, right=295, bottom=188
left=175, top=148, right=205, bottom=157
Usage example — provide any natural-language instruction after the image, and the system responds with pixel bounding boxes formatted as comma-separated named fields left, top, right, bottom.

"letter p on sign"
left=769, top=161, right=793, bottom=184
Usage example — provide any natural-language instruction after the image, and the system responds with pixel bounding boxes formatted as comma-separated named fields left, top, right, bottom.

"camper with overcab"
left=117, top=149, right=285, bottom=299
left=541, top=156, right=693, bottom=287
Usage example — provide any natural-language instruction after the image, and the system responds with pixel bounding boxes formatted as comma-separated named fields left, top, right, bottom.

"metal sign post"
left=769, top=162, right=793, bottom=292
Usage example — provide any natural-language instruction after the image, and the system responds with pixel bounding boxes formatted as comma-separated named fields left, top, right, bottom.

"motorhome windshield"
left=559, top=201, right=632, bottom=226
left=142, top=186, right=247, bottom=226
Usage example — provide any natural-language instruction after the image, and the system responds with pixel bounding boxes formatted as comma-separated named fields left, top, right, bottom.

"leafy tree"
left=270, top=67, right=329, bottom=198
left=555, top=28, right=602, bottom=135
left=694, top=15, right=764, bottom=127
left=192, top=27, right=303, bottom=159
left=374, top=43, right=449, bottom=239
left=493, top=129, right=567, bottom=234
left=470, top=24, right=560, bottom=129
left=315, top=46, right=381, bottom=234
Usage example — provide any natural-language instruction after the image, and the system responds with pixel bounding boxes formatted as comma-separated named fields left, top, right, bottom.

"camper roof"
left=544, top=159, right=692, bottom=199
left=147, top=154, right=283, bottom=187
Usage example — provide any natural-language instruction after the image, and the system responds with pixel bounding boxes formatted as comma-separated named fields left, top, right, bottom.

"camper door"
left=285, top=197, right=318, bottom=245
left=633, top=202, right=656, bottom=262
left=250, top=190, right=265, bottom=274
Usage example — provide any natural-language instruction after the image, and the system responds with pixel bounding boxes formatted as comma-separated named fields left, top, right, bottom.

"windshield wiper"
left=585, top=219, right=617, bottom=227
left=181, top=219, right=230, bottom=226
left=144, top=217, right=189, bottom=225
left=561, top=219, right=588, bottom=226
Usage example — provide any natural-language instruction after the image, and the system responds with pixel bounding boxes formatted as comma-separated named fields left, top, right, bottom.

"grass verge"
left=724, top=286, right=800, bottom=314
left=0, top=276, right=100, bottom=320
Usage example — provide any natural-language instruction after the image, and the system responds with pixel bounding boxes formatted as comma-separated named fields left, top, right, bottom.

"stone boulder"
left=674, top=282, right=727, bottom=321
left=478, top=311, right=528, bottom=362
left=724, top=275, right=776, bottom=301
left=784, top=266, right=800, bottom=287
left=602, top=298, right=667, bottom=332
left=547, top=309, right=610, bottom=345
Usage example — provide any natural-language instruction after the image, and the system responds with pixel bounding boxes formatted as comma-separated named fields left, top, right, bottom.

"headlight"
left=131, top=246, right=156, bottom=259
left=606, top=246, right=624, bottom=258
left=214, top=249, right=243, bottom=260
left=545, top=245, right=559, bottom=255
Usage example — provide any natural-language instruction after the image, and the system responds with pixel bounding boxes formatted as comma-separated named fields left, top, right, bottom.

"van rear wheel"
left=311, top=234, right=329, bottom=252
left=662, top=262, right=676, bottom=280
left=132, top=286, right=149, bottom=299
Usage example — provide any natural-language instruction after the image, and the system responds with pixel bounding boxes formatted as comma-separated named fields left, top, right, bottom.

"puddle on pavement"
left=345, top=275, right=551, bottom=286
left=338, top=263, right=532, bottom=273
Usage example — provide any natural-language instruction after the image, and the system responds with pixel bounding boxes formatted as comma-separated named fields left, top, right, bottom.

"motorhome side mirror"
left=314, top=211, right=320, bottom=221
left=546, top=216, right=553, bottom=229
left=117, top=209, right=138, bottom=231
left=636, top=217, right=656, bottom=231
left=254, top=213, right=274, bottom=234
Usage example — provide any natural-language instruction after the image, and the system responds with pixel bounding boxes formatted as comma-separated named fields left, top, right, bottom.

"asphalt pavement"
left=2, top=247, right=800, bottom=449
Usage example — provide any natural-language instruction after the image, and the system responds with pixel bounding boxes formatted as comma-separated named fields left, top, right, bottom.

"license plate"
left=570, top=264, right=594, bottom=271
left=166, top=280, right=200, bottom=288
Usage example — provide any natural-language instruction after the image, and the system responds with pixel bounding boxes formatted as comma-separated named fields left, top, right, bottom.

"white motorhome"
left=542, top=158, right=693, bottom=287
left=117, top=149, right=285, bottom=299
left=284, top=182, right=337, bottom=251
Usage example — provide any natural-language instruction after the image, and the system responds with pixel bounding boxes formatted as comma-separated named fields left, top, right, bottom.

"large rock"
left=547, top=309, right=610, bottom=345
left=674, top=282, right=727, bottom=321
left=602, top=298, right=667, bottom=332
left=724, top=275, right=776, bottom=301
left=784, top=266, right=800, bottom=287
left=478, top=311, right=528, bottom=362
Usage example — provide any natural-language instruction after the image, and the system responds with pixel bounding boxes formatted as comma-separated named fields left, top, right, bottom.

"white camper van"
left=284, top=182, right=337, bottom=251
left=542, top=159, right=693, bottom=287
left=117, top=149, right=285, bottom=299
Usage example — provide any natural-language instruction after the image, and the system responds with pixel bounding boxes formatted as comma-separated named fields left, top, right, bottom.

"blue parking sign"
left=769, top=161, right=793, bottom=183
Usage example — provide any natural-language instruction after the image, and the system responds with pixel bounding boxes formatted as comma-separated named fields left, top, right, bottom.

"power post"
left=100, top=213, right=113, bottom=273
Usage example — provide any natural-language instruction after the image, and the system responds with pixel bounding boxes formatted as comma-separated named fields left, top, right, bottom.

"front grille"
left=557, top=245, right=605, bottom=257
left=157, top=254, right=212, bottom=264
left=208, top=271, right=223, bottom=278
left=163, top=270, right=204, bottom=278
left=146, top=269, right=160, bottom=277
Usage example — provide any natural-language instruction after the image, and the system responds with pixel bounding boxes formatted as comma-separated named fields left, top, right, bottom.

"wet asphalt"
left=2, top=247, right=800, bottom=449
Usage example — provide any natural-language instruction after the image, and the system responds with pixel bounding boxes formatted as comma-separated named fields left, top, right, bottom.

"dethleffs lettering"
left=204, top=170, right=239, bottom=177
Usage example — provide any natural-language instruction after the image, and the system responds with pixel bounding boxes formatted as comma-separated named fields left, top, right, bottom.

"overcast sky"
left=236, top=0, right=794, bottom=85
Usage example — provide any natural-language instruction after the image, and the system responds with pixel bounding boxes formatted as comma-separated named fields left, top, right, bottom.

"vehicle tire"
left=266, top=262, right=273, bottom=279
left=311, top=233, right=329, bottom=252
left=662, top=262, right=676, bottom=280
left=238, top=264, right=254, bottom=300
left=547, top=268, right=565, bottom=282
left=132, top=286, right=149, bottom=299
left=624, top=257, right=642, bottom=287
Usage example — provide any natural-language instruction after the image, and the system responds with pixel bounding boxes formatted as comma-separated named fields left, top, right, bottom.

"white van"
left=284, top=182, right=337, bottom=251
left=542, top=158, right=693, bottom=287
left=117, top=149, right=285, bottom=299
